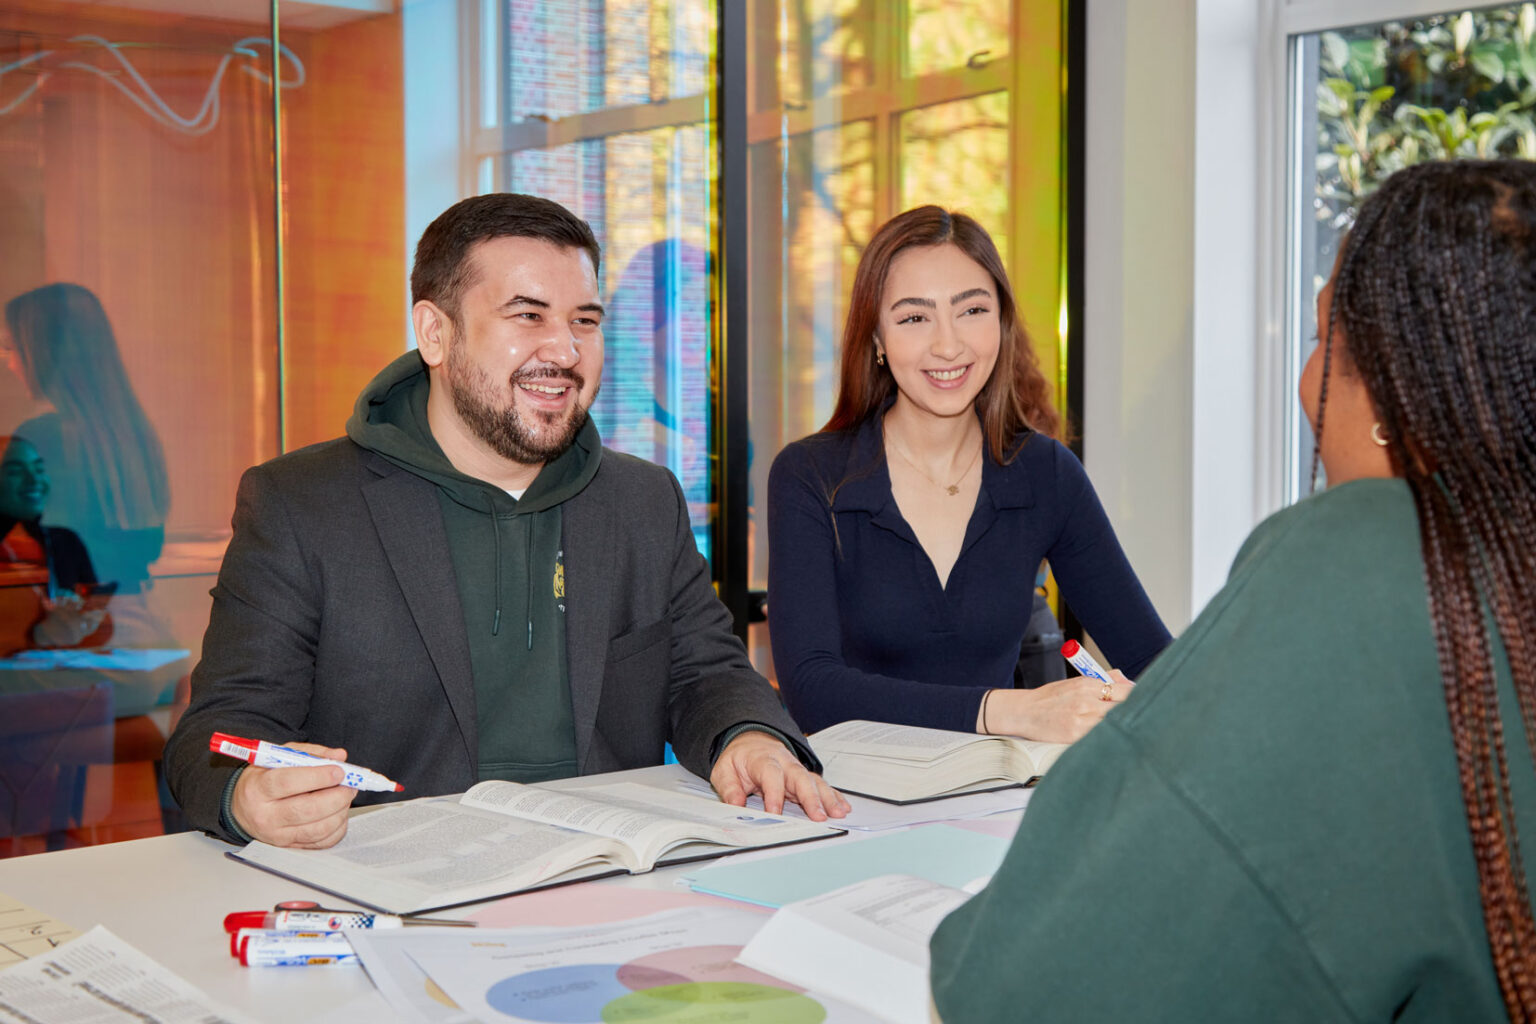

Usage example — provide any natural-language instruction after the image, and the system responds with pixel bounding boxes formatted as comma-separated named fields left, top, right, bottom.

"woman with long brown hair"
left=930, top=160, right=1536, bottom=1020
left=767, top=207, right=1169, bottom=740
left=2, top=283, right=169, bottom=595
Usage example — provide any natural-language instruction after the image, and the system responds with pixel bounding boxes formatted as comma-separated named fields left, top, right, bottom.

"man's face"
left=0, top=439, right=47, bottom=522
left=438, top=236, right=605, bottom=465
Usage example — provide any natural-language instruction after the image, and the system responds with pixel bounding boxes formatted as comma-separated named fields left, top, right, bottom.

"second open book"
left=809, top=720, right=1070, bottom=804
left=230, top=780, right=843, bottom=915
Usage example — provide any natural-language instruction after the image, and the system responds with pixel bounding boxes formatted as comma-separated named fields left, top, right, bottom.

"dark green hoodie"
left=346, top=351, right=601, bottom=783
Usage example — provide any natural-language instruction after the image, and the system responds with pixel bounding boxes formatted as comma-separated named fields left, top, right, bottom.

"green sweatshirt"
left=930, top=479, right=1532, bottom=1022
left=346, top=351, right=600, bottom=783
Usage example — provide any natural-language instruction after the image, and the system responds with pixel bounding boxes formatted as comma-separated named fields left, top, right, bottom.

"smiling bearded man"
left=163, top=192, right=847, bottom=852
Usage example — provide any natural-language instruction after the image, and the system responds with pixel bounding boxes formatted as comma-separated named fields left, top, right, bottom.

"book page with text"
left=236, top=797, right=625, bottom=913
left=810, top=721, right=988, bottom=761
left=464, top=781, right=837, bottom=865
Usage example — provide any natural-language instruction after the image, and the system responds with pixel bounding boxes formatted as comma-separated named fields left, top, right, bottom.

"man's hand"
left=710, top=731, right=850, bottom=821
left=230, top=742, right=358, bottom=848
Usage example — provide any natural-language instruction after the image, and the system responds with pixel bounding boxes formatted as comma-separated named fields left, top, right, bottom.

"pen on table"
left=208, top=732, right=403, bottom=792
left=229, top=927, right=334, bottom=956
left=237, top=932, right=359, bottom=967
left=1060, top=639, right=1113, bottom=685
left=223, top=908, right=477, bottom=932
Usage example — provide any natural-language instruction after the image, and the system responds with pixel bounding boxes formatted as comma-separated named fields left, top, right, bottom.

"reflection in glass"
left=746, top=119, right=874, bottom=628
left=0, top=434, right=111, bottom=655
left=900, top=93, right=1011, bottom=257
left=597, top=126, right=715, bottom=557
left=750, top=121, right=875, bottom=462
left=772, top=0, right=875, bottom=108
left=0, top=1, right=281, bottom=854
left=3, top=285, right=168, bottom=601
left=744, top=0, right=1060, bottom=686
left=499, top=1, right=718, bottom=559
left=511, top=140, right=609, bottom=234
left=905, top=0, right=1009, bottom=77
left=507, top=0, right=713, bottom=118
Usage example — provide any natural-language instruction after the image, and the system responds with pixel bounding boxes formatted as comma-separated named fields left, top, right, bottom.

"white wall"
left=1084, top=0, right=1270, bottom=633
left=1083, top=0, right=1196, bottom=631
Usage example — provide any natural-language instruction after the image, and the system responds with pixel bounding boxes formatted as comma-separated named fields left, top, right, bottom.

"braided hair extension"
left=1324, top=159, right=1536, bottom=1016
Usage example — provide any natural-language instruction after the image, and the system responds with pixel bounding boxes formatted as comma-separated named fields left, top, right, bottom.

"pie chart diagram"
left=482, top=944, right=825, bottom=1023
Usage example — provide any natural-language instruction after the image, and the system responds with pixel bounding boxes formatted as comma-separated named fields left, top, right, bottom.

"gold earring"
left=875, top=350, right=885, bottom=366
left=1371, top=422, right=1390, bottom=447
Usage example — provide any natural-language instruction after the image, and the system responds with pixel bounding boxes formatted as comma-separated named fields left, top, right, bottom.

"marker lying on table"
left=229, top=927, right=333, bottom=957
left=1060, top=639, right=1112, bottom=685
left=238, top=932, right=358, bottom=967
left=208, top=732, right=402, bottom=792
left=223, top=908, right=477, bottom=932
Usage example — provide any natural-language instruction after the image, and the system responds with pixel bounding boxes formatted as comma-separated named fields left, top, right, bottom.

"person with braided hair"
left=928, top=158, right=1536, bottom=1021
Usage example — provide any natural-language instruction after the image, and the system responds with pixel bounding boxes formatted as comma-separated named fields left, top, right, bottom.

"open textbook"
left=809, top=720, right=1069, bottom=803
left=230, top=780, right=843, bottom=915
left=737, top=874, right=974, bottom=1024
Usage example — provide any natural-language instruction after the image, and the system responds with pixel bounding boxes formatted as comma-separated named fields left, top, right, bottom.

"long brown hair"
left=1320, top=159, right=1536, bottom=1016
left=5, top=283, right=169, bottom=531
left=821, top=206, right=1063, bottom=461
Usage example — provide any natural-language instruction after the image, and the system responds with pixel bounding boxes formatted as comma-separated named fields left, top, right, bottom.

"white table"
left=0, top=765, right=1024, bottom=1023
left=0, top=766, right=825, bottom=1023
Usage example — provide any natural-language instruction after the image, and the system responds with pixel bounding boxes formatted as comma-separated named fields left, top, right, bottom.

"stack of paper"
left=349, top=907, right=885, bottom=1023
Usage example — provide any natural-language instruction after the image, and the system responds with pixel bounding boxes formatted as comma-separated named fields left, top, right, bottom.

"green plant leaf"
left=1471, top=46, right=1506, bottom=82
left=1322, top=31, right=1349, bottom=72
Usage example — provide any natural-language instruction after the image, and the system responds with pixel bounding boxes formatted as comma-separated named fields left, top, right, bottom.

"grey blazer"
left=163, top=440, right=814, bottom=842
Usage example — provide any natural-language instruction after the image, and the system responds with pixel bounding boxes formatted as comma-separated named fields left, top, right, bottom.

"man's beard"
left=446, top=344, right=592, bottom=465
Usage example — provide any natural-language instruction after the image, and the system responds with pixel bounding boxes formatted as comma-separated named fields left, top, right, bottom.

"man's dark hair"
left=410, top=193, right=602, bottom=324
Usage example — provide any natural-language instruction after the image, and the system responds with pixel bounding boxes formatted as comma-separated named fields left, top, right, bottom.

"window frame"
left=1266, top=0, right=1515, bottom=505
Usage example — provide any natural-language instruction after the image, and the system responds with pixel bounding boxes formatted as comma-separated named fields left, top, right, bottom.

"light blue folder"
left=682, top=823, right=1008, bottom=909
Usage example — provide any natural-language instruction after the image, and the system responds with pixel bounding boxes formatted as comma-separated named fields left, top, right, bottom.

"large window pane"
left=0, top=0, right=407, bottom=857
left=745, top=1, right=1063, bottom=683
left=900, top=92, right=1011, bottom=257
left=905, top=1, right=1010, bottom=77
left=599, top=126, right=715, bottom=559
left=497, top=1, right=718, bottom=561
left=507, top=0, right=713, bottom=118
left=769, top=0, right=876, bottom=110
left=0, top=2, right=279, bottom=854
left=1289, top=4, right=1536, bottom=498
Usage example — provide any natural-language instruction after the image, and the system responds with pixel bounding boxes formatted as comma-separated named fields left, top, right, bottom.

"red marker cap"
left=224, top=911, right=272, bottom=933
left=1061, top=639, right=1081, bottom=658
left=209, top=732, right=257, bottom=755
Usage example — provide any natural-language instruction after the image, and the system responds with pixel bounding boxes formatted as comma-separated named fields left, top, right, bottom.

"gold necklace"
left=887, top=435, right=983, bottom=496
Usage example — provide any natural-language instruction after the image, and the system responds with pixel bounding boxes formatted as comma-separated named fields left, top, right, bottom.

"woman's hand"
left=31, top=590, right=107, bottom=648
left=977, top=670, right=1134, bottom=743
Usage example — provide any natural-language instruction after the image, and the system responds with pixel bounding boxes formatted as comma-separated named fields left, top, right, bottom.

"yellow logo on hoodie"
left=553, top=556, right=565, bottom=600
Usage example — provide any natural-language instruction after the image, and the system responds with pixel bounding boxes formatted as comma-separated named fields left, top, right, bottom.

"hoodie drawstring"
left=489, top=506, right=534, bottom=651
left=491, top=512, right=503, bottom=637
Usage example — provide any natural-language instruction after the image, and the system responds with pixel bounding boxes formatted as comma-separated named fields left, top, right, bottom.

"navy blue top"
left=766, top=415, right=1172, bottom=734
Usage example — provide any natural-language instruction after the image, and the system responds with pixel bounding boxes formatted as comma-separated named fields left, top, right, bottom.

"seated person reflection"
left=163, top=193, right=847, bottom=851
left=930, top=161, right=1536, bottom=1021
left=767, top=207, right=1170, bottom=742
left=3, top=284, right=169, bottom=598
left=0, top=435, right=111, bottom=655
